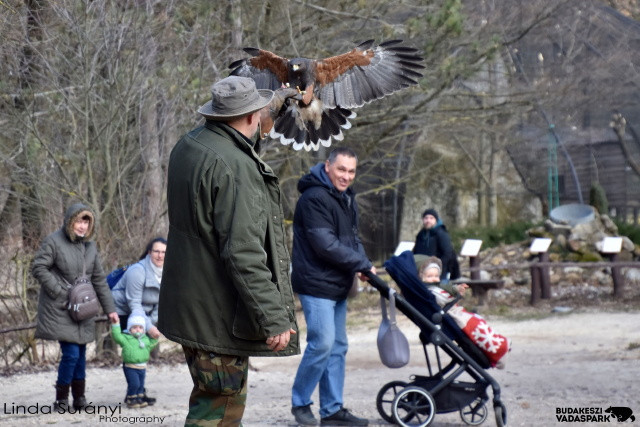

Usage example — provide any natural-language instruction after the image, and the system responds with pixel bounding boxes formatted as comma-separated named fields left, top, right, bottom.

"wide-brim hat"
left=197, top=76, right=274, bottom=120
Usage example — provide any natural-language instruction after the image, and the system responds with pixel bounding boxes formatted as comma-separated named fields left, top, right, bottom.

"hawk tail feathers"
left=269, top=104, right=355, bottom=151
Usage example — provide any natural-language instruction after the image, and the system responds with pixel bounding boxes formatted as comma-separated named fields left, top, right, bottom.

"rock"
left=593, top=270, right=611, bottom=285
left=514, top=276, right=529, bottom=286
left=552, top=306, right=573, bottom=313
left=490, top=255, right=505, bottom=266
left=544, top=219, right=572, bottom=236
left=563, top=266, right=585, bottom=275
left=622, top=236, right=635, bottom=252
left=567, top=239, right=585, bottom=252
left=555, top=234, right=567, bottom=249
left=549, top=252, right=563, bottom=262
left=577, top=251, right=603, bottom=262
left=529, top=225, right=549, bottom=237
left=625, top=268, right=640, bottom=284
left=600, top=214, right=618, bottom=234
left=480, top=270, right=492, bottom=281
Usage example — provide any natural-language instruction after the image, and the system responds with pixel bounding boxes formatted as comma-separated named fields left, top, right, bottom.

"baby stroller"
left=363, top=250, right=507, bottom=427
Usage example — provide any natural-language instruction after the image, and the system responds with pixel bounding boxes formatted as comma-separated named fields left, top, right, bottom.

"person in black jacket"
left=290, top=147, right=374, bottom=426
left=413, top=208, right=460, bottom=282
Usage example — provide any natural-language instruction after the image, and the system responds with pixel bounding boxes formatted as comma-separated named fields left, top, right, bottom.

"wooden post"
left=540, top=252, right=551, bottom=299
left=469, top=256, right=481, bottom=281
left=608, top=253, right=625, bottom=298
left=530, top=260, right=541, bottom=305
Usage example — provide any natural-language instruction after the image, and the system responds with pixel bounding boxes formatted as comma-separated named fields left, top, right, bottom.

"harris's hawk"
left=229, top=40, right=424, bottom=151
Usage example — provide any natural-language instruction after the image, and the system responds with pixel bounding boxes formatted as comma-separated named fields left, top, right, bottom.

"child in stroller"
left=366, top=250, right=508, bottom=427
left=419, top=256, right=510, bottom=369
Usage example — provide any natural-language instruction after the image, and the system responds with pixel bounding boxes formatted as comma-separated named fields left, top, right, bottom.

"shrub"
left=615, top=220, right=640, bottom=245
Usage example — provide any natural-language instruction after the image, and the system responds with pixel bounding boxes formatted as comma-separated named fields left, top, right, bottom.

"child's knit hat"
left=420, top=256, right=442, bottom=274
left=127, top=311, right=146, bottom=334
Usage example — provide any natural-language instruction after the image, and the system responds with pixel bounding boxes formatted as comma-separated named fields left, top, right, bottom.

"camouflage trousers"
left=183, top=346, right=249, bottom=427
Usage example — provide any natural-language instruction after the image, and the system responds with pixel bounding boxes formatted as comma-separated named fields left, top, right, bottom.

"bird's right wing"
left=229, top=48, right=289, bottom=90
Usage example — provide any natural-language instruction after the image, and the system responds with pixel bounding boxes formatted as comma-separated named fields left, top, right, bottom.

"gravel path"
left=1, top=309, right=639, bottom=426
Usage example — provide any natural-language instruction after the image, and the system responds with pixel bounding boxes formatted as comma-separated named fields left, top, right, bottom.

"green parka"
left=158, top=121, right=299, bottom=357
left=32, top=203, right=116, bottom=344
left=111, top=324, right=158, bottom=364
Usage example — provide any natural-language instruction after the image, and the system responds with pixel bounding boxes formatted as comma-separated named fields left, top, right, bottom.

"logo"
left=605, top=407, right=636, bottom=423
left=556, top=406, right=635, bottom=423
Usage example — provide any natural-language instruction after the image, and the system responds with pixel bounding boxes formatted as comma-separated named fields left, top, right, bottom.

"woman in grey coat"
left=112, top=237, right=166, bottom=340
left=32, top=203, right=119, bottom=411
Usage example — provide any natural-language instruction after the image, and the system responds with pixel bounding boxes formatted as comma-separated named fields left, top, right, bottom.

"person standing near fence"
left=413, top=208, right=460, bottom=283
left=32, top=203, right=119, bottom=411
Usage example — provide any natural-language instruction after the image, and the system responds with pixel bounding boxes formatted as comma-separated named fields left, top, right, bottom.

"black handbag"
left=376, top=289, right=410, bottom=368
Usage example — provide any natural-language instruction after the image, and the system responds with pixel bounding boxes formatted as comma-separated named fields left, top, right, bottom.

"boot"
left=124, top=395, right=141, bottom=408
left=53, top=383, right=70, bottom=411
left=135, top=394, right=148, bottom=408
left=71, top=379, right=87, bottom=410
left=141, top=388, right=156, bottom=406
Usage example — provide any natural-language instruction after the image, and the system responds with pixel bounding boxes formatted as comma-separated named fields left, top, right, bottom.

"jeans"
left=123, top=365, right=146, bottom=396
left=57, top=342, right=86, bottom=385
left=291, top=294, right=348, bottom=418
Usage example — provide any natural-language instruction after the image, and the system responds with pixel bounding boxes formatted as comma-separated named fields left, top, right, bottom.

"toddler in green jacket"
left=111, top=311, right=159, bottom=408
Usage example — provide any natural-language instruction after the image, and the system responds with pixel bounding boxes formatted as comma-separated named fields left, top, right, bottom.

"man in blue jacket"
left=290, top=147, right=375, bottom=426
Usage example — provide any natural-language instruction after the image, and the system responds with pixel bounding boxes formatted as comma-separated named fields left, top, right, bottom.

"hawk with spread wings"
left=229, top=40, right=424, bottom=151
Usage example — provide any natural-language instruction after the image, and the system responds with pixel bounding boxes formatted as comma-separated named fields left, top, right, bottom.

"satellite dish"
left=549, top=203, right=595, bottom=227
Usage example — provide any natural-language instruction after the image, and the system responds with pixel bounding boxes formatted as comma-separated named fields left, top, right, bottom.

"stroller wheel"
left=392, top=386, right=436, bottom=427
left=494, top=401, right=507, bottom=427
left=376, top=381, right=408, bottom=423
left=460, top=397, right=488, bottom=425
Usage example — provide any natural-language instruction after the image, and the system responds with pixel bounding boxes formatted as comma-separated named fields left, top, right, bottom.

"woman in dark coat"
left=32, top=203, right=119, bottom=410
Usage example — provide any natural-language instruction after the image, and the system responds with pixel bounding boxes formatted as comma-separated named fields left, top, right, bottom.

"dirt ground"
left=1, top=303, right=639, bottom=427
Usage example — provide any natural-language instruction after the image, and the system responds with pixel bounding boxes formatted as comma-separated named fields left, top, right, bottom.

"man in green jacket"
left=158, top=76, right=300, bottom=426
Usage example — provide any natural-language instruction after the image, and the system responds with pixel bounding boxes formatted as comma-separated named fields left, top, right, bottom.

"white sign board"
left=529, top=238, right=552, bottom=254
left=601, top=236, right=623, bottom=254
left=394, top=241, right=415, bottom=256
left=460, top=239, right=483, bottom=257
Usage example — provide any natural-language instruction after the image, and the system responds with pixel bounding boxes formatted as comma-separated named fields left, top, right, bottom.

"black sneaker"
left=292, top=405, right=319, bottom=426
left=321, top=408, right=368, bottom=426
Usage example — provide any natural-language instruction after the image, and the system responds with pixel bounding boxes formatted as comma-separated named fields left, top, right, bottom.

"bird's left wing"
left=229, top=48, right=289, bottom=90
left=315, top=40, right=425, bottom=109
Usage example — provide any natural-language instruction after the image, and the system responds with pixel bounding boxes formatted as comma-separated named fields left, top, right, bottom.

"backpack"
left=66, top=244, right=100, bottom=322
left=67, top=276, right=101, bottom=322
left=106, top=265, right=129, bottom=290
